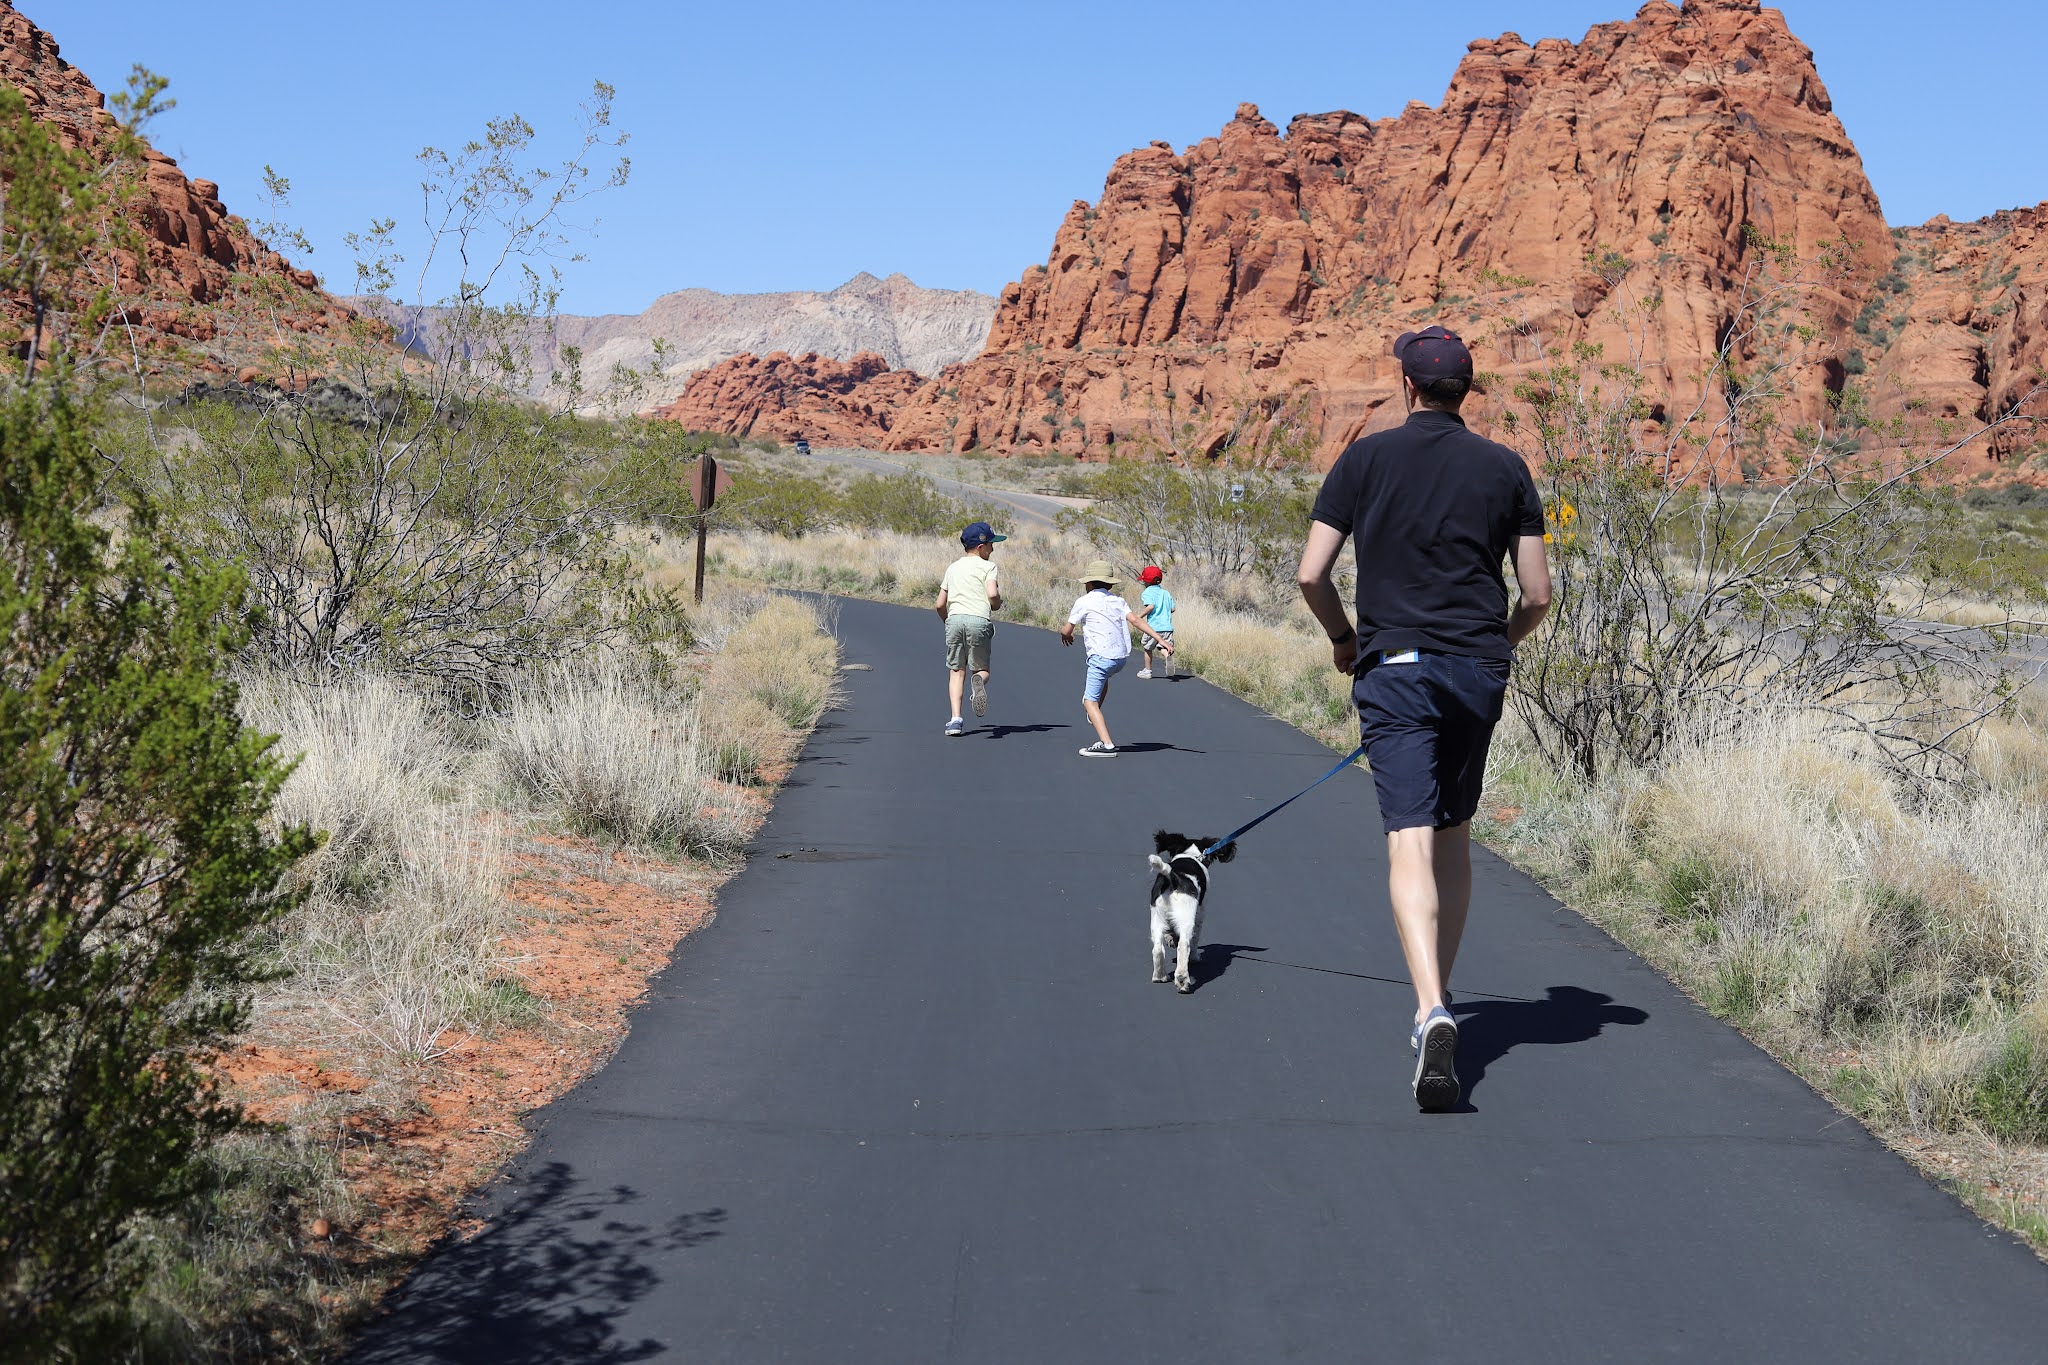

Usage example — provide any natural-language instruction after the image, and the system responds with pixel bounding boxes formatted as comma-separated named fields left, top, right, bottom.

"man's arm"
left=1296, top=519, right=1359, bottom=673
left=934, top=586, right=950, bottom=623
left=1506, top=533, right=1552, bottom=646
left=986, top=572, right=1002, bottom=613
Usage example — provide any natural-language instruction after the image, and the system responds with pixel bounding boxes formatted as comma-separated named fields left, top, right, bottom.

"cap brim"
left=989, top=533, right=1008, bottom=542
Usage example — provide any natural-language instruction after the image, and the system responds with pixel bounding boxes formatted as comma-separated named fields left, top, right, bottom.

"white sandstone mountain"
left=361, top=273, right=996, bottom=412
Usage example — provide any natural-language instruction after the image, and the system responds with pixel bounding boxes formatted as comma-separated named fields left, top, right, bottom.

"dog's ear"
left=1208, top=840, right=1237, bottom=864
left=1153, top=829, right=1181, bottom=855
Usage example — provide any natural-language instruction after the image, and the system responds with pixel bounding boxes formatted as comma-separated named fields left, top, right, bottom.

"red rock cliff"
left=0, top=0, right=342, bottom=347
left=668, top=0, right=2046, bottom=478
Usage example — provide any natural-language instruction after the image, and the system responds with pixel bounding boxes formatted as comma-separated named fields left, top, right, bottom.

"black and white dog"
left=1148, top=831, right=1236, bottom=993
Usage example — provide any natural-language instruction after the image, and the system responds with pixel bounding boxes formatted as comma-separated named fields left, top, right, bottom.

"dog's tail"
left=1148, top=854, right=1171, bottom=875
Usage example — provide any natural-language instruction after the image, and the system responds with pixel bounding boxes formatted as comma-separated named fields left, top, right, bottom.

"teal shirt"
left=1140, top=584, right=1175, bottom=632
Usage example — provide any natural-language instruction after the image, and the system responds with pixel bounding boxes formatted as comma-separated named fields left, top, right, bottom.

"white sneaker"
left=944, top=717, right=965, bottom=737
left=971, top=674, right=988, bottom=717
left=1412, top=1007, right=1460, bottom=1112
left=1078, top=741, right=1118, bottom=757
left=1136, top=669, right=1153, bottom=679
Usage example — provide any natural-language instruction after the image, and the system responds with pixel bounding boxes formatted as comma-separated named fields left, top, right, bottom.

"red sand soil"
left=212, top=816, right=768, bottom=1268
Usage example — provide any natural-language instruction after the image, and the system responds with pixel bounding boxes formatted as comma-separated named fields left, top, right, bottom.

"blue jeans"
left=1083, top=653, right=1127, bottom=702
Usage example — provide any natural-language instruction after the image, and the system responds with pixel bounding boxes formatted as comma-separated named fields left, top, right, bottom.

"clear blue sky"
left=48, top=0, right=2048, bottom=316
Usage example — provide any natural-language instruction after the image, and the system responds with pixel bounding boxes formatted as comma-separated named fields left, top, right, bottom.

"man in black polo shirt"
left=1296, top=325, right=1552, bottom=1111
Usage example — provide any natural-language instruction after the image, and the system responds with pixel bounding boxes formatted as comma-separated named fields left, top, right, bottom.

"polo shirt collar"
left=1406, top=408, right=1467, bottom=431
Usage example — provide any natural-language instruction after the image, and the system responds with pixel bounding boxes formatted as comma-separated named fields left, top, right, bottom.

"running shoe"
left=1412, top=1006, right=1460, bottom=1112
left=1078, top=741, right=1118, bottom=757
left=944, top=717, right=965, bottom=737
left=1136, top=669, right=1153, bottom=679
left=1410, top=991, right=1458, bottom=1054
left=971, top=674, right=988, bottom=717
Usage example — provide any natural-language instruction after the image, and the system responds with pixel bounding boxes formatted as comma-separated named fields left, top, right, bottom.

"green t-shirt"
left=940, top=554, right=1000, bottom=619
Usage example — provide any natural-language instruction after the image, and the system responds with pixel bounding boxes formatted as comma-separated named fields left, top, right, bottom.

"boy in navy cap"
left=936, top=521, right=1006, bottom=736
left=1295, top=325, right=1552, bottom=1111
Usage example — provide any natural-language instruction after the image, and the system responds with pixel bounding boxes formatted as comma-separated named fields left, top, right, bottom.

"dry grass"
left=496, top=672, right=745, bottom=858
left=238, top=673, right=460, bottom=895
left=1482, top=699, right=2048, bottom=1166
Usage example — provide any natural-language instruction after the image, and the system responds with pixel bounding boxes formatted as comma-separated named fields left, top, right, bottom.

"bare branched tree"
left=145, top=84, right=695, bottom=706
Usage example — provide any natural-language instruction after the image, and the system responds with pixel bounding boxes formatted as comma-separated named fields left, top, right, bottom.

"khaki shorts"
left=945, top=614, right=994, bottom=672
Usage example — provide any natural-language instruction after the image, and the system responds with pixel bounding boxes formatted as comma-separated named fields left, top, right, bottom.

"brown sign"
left=690, top=456, right=734, bottom=510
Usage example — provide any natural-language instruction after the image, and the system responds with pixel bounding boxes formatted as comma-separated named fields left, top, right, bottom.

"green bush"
left=0, top=382, right=313, bottom=1355
left=145, top=392, right=691, bottom=709
left=1962, top=1022, right=2048, bottom=1144
left=714, top=466, right=842, bottom=537
left=837, top=473, right=960, bottom=536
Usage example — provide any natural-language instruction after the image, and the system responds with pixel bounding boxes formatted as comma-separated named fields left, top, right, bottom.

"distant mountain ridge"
left=532, top=273, right=996, bottom=410
left=354, top=273, right=995, bottom=412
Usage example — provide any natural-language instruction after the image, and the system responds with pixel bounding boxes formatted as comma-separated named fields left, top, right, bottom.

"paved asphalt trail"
left=353, top=597, right=2048, bottom=1363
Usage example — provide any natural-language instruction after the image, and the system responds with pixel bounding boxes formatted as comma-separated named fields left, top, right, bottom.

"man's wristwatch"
left=1329, top=626, right=1356, bottom=645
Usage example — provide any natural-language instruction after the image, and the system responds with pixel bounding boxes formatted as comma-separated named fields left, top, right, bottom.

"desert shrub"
left=715, top=466, right=842, bottom=538
left=122, top=85, right=666, bottom=711
left=495, top=670, right=743, bottom=856
left=707, top=596, right=841, bottom=731
left=0, top=382, right=313, bottom=1353
left=837, top=472, right=962, bottom=536
left=236, top=673, right=457, bottom=895
left=148, top=391, right=686, bottom=710
left=315, top=807, right=509, bottom=1061
left=702, top=692, right=784, bottom=784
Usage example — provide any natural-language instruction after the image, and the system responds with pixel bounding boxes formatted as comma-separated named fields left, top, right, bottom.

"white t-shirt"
left=1068, top=589, right=1133, bottom=660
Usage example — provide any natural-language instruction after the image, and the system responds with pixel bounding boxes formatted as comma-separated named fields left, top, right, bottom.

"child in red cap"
left=1136, top=565, right=1176, bottom=679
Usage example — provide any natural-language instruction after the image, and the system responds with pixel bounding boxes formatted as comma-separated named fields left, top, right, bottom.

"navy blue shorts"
left=1353, top=651, right=1511, bottom=834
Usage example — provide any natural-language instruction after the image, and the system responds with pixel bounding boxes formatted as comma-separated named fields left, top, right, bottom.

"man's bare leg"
left=948, top=668, right=966, bottom=719
left=1388, top=825, right=1452, bottom=1026
left=1434, top=821, right=1473, bottom=995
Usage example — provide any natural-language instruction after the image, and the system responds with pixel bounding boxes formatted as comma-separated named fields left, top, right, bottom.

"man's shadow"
left=1452, top=986, right=1648, bottom=1099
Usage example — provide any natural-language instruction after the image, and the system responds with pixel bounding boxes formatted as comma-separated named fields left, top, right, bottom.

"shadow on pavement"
left=1453, top=986, right=1649, bottom=1100
left=347, top=1162, right=725, bottom=1365
left=1192, top=942, right=1266, bottom=987
left=1114, top=741, right=1208, bottom=755
left=983, top=723, right=1070, bottom=738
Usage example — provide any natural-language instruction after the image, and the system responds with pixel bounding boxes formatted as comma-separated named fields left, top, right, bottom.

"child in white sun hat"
left=1060, top=560, right=1173, bottom=757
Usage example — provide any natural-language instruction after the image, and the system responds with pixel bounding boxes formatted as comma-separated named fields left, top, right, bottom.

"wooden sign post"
left=689, top=454, right=733, bottom=604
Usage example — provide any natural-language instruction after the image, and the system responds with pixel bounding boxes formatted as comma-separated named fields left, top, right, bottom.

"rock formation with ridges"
left=1865, top=204, right=2048, bottom=461
left=0, top=0, right=342, bottom=349
left=666, top=0, right=2045, bottom=479
left=658, top=349, right=925, bottom=446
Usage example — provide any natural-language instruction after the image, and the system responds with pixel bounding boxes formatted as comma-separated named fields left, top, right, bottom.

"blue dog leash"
left=1203, top=743, right=1368, bottom=862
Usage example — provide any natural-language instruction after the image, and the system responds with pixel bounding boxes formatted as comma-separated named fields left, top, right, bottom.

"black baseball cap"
left=1393, top=325, right=1474, bottom=382
left=960, top=521, right=1007, bottom=547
